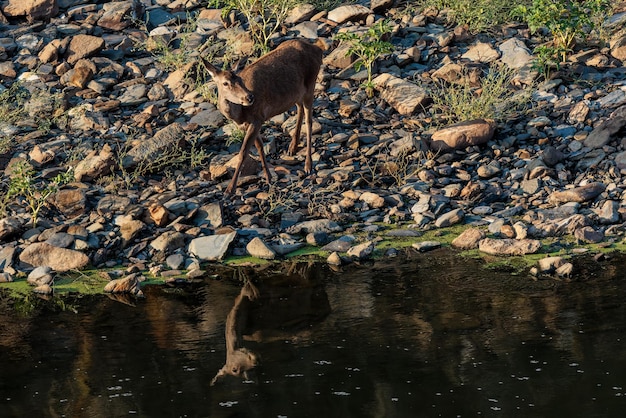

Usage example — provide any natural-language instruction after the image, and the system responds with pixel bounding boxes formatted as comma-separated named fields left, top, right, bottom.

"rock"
left=119, top=219, right=145, bottom=246
left=50, top=189, right=87, bottom=218
left=285, top=3, right=317, bottom=25
left=327, top=251, right=343, bottom=266
left=370, top=0, right=394, bottom=14
left=596, top=200, right=619, bottom=224
left=0, top=217, right=22, bottom=242
left=478, top=238, right=541, bottom=255
left=2, top=0, right=58, bottom=21
left=306, top=231, right=330, bottom=246
left=498, top=38, right=533, bottom=69
left=430, top=119, right=496, bottom=152
left=321, top=236, right=356, bottom=252
left=434, top=208, right=464, bottom=228
left=287, top=219, right=343, bottom=234
left=97, top=195, right=132, bottom=216
left=188, top=231, right=236, bottom=261
left=372, top=73, right=429, bottom=115
left=548, top=182, right=606, bottom=204
left=104, top=273, right=143, bottom=297
left=451, top=228, right=485, bottom=250
left=123, top=123, right=185, bottom=168
left=610, top=31, right=626, bottom=62
left=98, top=0, right=141, bottom=31
left=165, top=253, right=184, bottom=270
left=462, top=41, right=500, bottom=63
left=537, top=256, right=566, bottom=273
left=327, top=4, right=372, bottom=24
left=45, top=232, right=74, bottom=248
left=556, top=263, right=574, bottom=278
left=0, top=273, right=14, bottom=282
left=347, top=240, right=375, bottom=260
left=0, top=245, right=16, bottom=270
left=359, top=191, right=385, bottom=208
left=27, top=266, right=54, bottom=286
left=150, top=231, right=186, bottom=254
left=574, top=226, right=604, bottom=243
left=65, top=35, right=105, bottom=65
left=246, top=237, right=276, bottom=259
left=74, top=144, right=115, bottom=181
left=19, top=242, right=89, bottom=271
left=583, top=104, right=626, bottom=149
left=412, top=241, right=442, bottom=252
left=148, top=203, right=170, bottom=227
left=33, top=284, right=53, bottom=295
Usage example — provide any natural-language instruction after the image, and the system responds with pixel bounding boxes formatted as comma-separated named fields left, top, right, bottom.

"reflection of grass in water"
left=0, top=269, right=166, bottom=298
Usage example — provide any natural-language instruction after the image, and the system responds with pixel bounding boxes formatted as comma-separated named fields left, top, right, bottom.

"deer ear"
left=201, top=57, right=219, bottom=79
left=233, top=57, right=248, bottom=73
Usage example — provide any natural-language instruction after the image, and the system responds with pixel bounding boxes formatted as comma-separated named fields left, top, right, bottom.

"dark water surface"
left=2, top=250, right=626, bottom=417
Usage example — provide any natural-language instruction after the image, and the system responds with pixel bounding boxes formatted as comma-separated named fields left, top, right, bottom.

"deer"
left=201, top=39, right=323, bottom=195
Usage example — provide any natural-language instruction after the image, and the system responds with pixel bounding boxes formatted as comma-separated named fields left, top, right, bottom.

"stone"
left=462, top=41, right=500, bottom=63
left=165, top=253, right=185, bottom=270
left=583, top=104, right=626, bottom=149
left=327, top=4, right=371, bottom=24
left=434, top=208, right=464, bottom=228
left=498, top=38, right=533, bottom=69
left=610, top=32, right=626, bottom=62
left=321, top=236, right=356, bottom=252
left=347, top=240, right=375, bottom=260
left=65, top=35, right=105, bottom=65
left=359, top=191, right=385, bottom=208
left=478, top=238, right=541, bottom=255
left=430, top=119, right=496, bottom=152
left=74, top=144, right=114, bottom=182
left=451, top=228, right=485, bottom=250
left=50, top=189, right=87, bottom=218
left=188, top=232, right=236, bottom=261
left=0, top=217, right=22, bottom=242
left=19, top=242, right=89, bottom=271
left=246, top=237, right=276, bottom=259
left=327, top=251, right=343, bottom=266
left=150, top=231, right=186, bottom=254
left=27, top=266, right=54, bottom=286
left=98, top=0, right=140, bottom=31
left=45, top=232, right=74, bottom=248
left=124, top=122, right=185, bottom=168
left=412, top=241, right=441, bottom=252
left=537, top=256, right=566, bottom=273
left=287, top=219, right=343, bottom=234
left=2, top=0, right=58, bottom=21
left=103, top=273, right=143, bottom=297
left=548, top=182, right=606, bottom=204
left=148, top=203, right=170, bottom=227
left=372, top=73, right=429, bottom=115
left=574, top=226, right=604, bottom=243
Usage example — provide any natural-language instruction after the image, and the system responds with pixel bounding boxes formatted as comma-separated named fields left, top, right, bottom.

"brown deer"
left=201, top=39, right=323, bottom=195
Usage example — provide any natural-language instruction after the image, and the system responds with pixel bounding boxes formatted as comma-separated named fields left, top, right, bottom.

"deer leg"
left=303, top=100, right=314, bottom=174
left=254, top=135, right=272, bottom=184
left=226, top=123, right=260, bottom=195
left=288, top=103, right=304, bottom=156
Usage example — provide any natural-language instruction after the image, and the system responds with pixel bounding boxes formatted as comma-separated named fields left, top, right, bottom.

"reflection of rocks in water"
left=211, top=263, right=331, bottom=385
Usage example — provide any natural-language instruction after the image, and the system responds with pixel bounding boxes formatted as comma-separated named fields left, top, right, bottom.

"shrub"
left=513, top=0, right=612, bottom=62
left=418, top=0, right=526, bottom=33
left=335, top=19, right=394, bottom=97
left=430, top=64, right=533, bottom=124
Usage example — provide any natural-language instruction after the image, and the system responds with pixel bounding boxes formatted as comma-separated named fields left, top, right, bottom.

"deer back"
left=239, top=39, right=323, bottom=121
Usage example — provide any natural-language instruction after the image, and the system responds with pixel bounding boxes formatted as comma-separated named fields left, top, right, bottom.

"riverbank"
left=2, top=1, right=626, bottom=297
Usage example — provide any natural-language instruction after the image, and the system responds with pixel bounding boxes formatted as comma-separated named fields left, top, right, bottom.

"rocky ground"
left=2, top=0, right=626, bottom=296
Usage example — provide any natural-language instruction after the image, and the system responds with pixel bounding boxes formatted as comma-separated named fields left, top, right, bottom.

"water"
left=2, top=250, right=626, bottom=417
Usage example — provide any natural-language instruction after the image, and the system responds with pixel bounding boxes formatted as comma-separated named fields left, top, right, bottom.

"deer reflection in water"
left=211, top=268, right=331, bottom=385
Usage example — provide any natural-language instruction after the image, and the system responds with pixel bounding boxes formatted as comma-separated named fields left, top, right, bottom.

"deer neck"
left=218, top=96, right=246, bottom=126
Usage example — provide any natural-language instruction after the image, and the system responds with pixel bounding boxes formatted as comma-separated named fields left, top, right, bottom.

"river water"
left=1, top=250, right=626, bottom=417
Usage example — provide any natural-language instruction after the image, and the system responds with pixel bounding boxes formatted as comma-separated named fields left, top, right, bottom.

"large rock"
left=19, top=242, right=90, bottom=271
left=246, top=237, right=276, bottom=260
left=478, top=238, right=541, bottom=256
left=0, top=217, right=22, bottom=242
left=451, top=228, right=486, bottom=250
left=2, top=0, right=58, bottom=21
left=372, top=73, right=429, bottom=115
left=327, top=4, right=371, bottom=24
left=430, top=119, right=496, bottom=152
left=65, top=35, right=105, bottom=65
left=98, top=0, right=142, bottom=31
left=610, top=31, right=626, bottom=62
left=74, top=144, right=115, bottom=182
left=103, top=273, right=143, bottom=297
left=123, top=123, right=185, bottom=168
left=50, top=189, right=87, bottom=219
left=548, top=182, right=606, bottom=204
left=583, top=104, right=626, bottom=149
left=188, top=232, right=236, bottom=261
